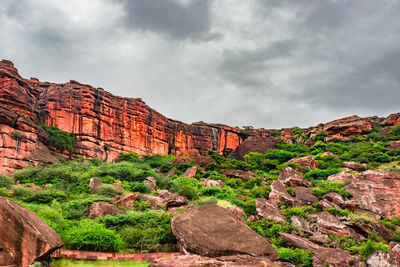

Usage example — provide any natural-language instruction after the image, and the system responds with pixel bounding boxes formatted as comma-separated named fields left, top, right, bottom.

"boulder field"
left=1, top=60, right=400, bottom=174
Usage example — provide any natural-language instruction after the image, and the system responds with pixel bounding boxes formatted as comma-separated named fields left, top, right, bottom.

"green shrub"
left=314, top=131, right=328, bottom=141
left=312, top=181, right=352, bottom=198
left=133, top=199, right=151, bottom=211
left=247, top=219, right=295, bottom=243
left=249, top=186, right=270, bottom=198
left=166, top=177, right=202, bottom=200
left=265, top=149, right=295, bottom=164
left=304, top=168, right=341, bottom=181
left=276, top=247, right=314, bottom=267
left=271, top=130, right=280, bottom=137
left=11, top=130, right=27, bottom=140
left=98, top=184, right=120, bottom=197
left=0, top=175, right=13, bottom=189
left=281, top=205, right=318, bottom=220
left=26, top=190, right=66, bottom=204
left=38, top=124, right=78, bottom=153
left=326, top=208, right=352, bottom=217
left=13, top=186, right=33, bottom=201
left=358, top=239, right=388, bottom=261
left=0, top=188, right=11, bottom=197
left=200, top=186, right=222, bottom=197
left=316, top=155, right=343, bottom=169
left=65, top=220, right=123, bottom=252
left=291, top=128, right=303, bottom=136
left=389, top=125, right=400, bottom=139
left=63, top=199, right=93, bottom=219
left=129, top=182, right=151, bottom=194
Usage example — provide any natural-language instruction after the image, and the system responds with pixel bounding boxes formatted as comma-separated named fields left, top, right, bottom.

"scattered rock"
left=200, top=178, right=224, bottom=188
left=89, top=177, right=103, bottom=193
left=322, top=152, right=339, bottom=157
left=88, top=202, right=124, bottom=218
left=269, top=180, right=294, bottom=205
left=115, top=193, right=138, bottom=207
left=294, top=187, right=318, bottom=205
left=366, top=250, right=396, bottom=267
left=319, top=199, right=341, bottom=210
left=310, top=233, right=329, bottom=245
left=220, top=169, right=257, bottom=180
left=112, top=183, right=124, bottom=192
left=346, top=170, right=400, bottom=218
left=140, top=195, right=166, bottom=210
left=313, top=247, right=352, bottom=267
left=322, top=192, right=345, bottom=206
left=181, top=166, right=197, bottom=178
left=0, top=197, right=63, bottom=267
left=278, top=233, right=321, bottom=251
left=388, top=141, right=400, bottom=150
left=165, top=167, right=177, bottom=178
left=288, top=156, right=318, bottom=170
left=278, top=167, right=312, bottom=187
left=389, top=242, right=400, bottom=266
left=150, top=254, right=289, bottom=267
left=256, top=198, right=287, bottom=222
left=291, top=216, right=312, bottom=233
left=158, top=190, right=188, bottom=208
left=344, top=161, right=367, bottom=172
left=144, top=176, right=157, bottom=191
left=327, top=172, right=356, bottom=183
left=171, top=204, right=278, bottom=259
left=317, top=212, right=351, bottom=237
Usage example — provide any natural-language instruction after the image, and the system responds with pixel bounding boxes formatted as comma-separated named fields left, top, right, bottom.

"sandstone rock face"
left=220, top=169, right=257, bottom=180
left=150, top=254, right=288, bottom=267
left=294, top=187, right=318, bottom=205
left=88, top=202, right=123, bottom=218
left=0, top=197, right=63, bottom=266
left=171, top=204, right=278, bottom=259
left=366, top=250, right=396, bottom=267
left=0, top=60, right=271, bottom=174
left=346, top=170, right=400, bottom=218
left=278, top=167, right=312, bottom=187
left=327, top=172, right=356, bottom=183
left=287, top=156, right=318, bottom=170
left=256, top=198, right=287, bottom=222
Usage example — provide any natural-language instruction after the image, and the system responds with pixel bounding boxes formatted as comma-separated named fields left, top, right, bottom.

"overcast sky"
left=1, top=0, right=399, bottom=129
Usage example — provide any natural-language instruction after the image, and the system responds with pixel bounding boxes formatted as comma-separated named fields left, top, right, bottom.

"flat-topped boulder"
left=171, top=204, right=278, bottom=259
left=88, top=202, right=123, bottom=218
left=288, top=156, right=318, bottom=170
left=0, top=197, right=63, bottom=266
left=278, top=167, right=311, bottom=187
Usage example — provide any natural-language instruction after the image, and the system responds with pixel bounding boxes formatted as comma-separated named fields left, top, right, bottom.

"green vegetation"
left=38, top=124, right=78, bottom=153
left=5, top=122, right=400, bottom=266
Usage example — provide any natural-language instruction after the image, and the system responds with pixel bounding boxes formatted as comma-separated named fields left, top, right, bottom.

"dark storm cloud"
left=119, top=0, right=213, bottom=40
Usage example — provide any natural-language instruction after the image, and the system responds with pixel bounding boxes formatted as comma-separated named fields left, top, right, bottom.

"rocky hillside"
left=1, top=59, right=400, bottom=175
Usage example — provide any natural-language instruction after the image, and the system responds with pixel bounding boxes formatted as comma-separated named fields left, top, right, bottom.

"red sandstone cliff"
left=0, top=60, right=399, bottom=175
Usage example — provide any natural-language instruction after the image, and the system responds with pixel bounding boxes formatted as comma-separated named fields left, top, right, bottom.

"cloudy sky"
left=1, top=0, right=399, bottom=129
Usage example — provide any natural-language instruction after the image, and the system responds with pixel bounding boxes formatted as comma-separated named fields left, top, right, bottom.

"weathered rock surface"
left=220, top=169, right=257, bottom=180
left=181, top=166, right=197, bottom=178
left=366, top=250, right=396, bottom=267
left=327, top=172, right=356, bottom=183
left=287, top=156, right=318, bottom=170
left=278, top=167, right=312, bottom=187
left=88, top=202, right=123, bottom=218
left=269, top=180, right=294, bottom=205
left=278, top=233, right=321, bottom=251
left=343, top=161, right=367, bottom=172
left=346, top=170, right=400, bottom=218
left=313, top=247, right=352, bottom=267
left=150, top=254, right=291, bottom=267
left=389, top=242, right=400, bottom=266
left=317, top=212, right=355, bottom=237
left=200, top=178, right=224, bottom=188
left=294, top=187, right=318, bottom=205
left=115, top=193, right=138, bottom=207
left=144, top=176, right=157, bottom=191
left=256, top=198, right=287, bottom=222
left=0, top=197, right=63, bottom=266
left=171, top=204, right=278, bottom=259
left=139, top=195, right=166, bottom=210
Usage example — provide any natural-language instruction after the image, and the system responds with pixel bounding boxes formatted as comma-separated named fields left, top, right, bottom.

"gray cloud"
left=119, top=0, right=213, bottom=40
left=0, top=0, right=399, bottom=129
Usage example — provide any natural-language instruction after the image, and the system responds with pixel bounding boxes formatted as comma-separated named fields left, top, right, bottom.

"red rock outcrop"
left=0, top=60, right=270, bottom=174
left=0, top=196, right=63, bottom=266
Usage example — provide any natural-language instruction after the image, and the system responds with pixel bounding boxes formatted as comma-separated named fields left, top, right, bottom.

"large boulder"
left=343, top=161, right=367, bottom=172
left=200, top=179, right=224, bottom=188
left=0, top=197, right=63, bottom=266
left=278, top=233, right=321, bottom=251
left=346, top=170, right=400, bottom=218
left=269, top=180, right=294, bottom=205
left=115, top=193, right=138, bottom=207
left=181, top=166, right=198, bottom=178
left=88, top=202, right=123, bottom=218
left=294, top=187, right=318, bottom=205
left=278, top=167, right=311, bottom=187
left=171, top=204, right=278, bottom=259
left=287, top=156, right=318, bottom=170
